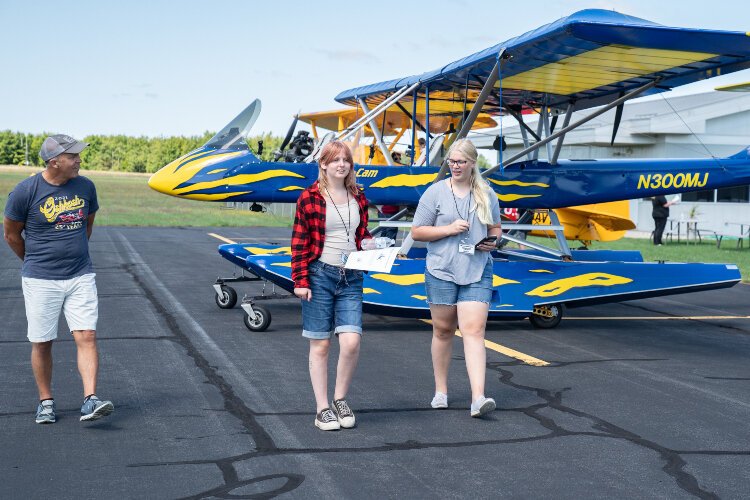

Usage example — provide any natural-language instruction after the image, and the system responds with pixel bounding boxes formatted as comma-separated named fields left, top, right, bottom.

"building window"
left=682, top=189, right=714, bottom=202
left=717, top=185, right=749, bottom=203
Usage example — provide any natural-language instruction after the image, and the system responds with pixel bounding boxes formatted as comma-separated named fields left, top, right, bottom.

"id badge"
left=458, top=238, right=475, bottom=255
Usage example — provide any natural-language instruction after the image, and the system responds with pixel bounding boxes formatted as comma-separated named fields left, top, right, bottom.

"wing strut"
left=550, top=103, right=575, bottom=165
left=482, top=79, right=659, bottom=178
left=506, top=108, right=542, bottom=143
left=371, top=208, right=410, bottom=236
left=394, top=101, right=429, bottom=136
left=358, top=98, right=395, bottom=166
left=336, top=82, right=421, bottom=143
left=434, top=50, right=505, bottom=182
left=402, top=52, right=506, bottom=256
left=538, top=104, right=550, bottom=161
left=456, top=50, right=506, bottom=141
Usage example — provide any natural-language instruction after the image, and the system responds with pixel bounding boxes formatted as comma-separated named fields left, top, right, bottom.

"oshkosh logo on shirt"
left=39, top=195, right=85, bottom=223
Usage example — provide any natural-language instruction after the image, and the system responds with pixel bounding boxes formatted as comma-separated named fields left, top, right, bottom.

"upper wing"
left=335, top=9, right=750, bottom=114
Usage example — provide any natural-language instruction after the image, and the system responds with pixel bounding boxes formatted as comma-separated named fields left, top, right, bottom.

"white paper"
left=344, top=247, right=401, bottom=273
left=671, top=195, right=680, bottom=204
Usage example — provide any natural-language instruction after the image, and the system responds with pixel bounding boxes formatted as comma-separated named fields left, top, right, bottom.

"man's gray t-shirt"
left=4, top=173, right=98, bottom=280
left=412, top=179, right=501, bottom=285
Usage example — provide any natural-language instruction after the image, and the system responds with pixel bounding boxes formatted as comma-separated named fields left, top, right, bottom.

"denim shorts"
left=302, top=260, right=364, bottom=339
left=425, top=260, right=494, bottom=306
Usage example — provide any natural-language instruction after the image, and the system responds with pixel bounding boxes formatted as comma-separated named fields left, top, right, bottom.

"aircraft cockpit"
left=203, top=99, right=261, bottom=151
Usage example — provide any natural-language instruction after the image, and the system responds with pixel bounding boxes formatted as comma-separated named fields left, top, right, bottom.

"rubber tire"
left=529, top=303, right=563, bottom=329
left=215, top=286, right=238, bottom=309
left=243, top=304, right=271, bottom=331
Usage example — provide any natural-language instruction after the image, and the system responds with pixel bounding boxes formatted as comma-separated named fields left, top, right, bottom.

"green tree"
left=0, top=131, right=284, bottom=172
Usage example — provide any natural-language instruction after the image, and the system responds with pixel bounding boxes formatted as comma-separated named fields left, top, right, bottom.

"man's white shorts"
left=22, top=273, right=98, bottom=343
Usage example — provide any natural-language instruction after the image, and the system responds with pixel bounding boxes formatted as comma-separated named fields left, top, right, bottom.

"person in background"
left=411, top=138, right=501, bottom=418
left=391, top=150, right=405, bottom=165
left=652, top=195, right=677, bottom=245
left=3, top=134, right=114, bottom=424
left=408, top=138, right=427, bottom=165
left=377, top=204, right=400, bottom=241
left=291, top=141, right=372, bottom=431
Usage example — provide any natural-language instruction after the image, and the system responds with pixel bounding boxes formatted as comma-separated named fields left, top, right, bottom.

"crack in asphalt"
left=120, top=262, right=277, bottom=452
left=485, top=361, right=726, bottom=499
left=117, top=249, right=748, bottom=499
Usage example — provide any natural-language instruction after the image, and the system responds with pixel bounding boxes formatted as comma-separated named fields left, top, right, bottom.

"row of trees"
left=0, top=130, right=492, bottom=171
left=0, top=130, right=283, bottom=173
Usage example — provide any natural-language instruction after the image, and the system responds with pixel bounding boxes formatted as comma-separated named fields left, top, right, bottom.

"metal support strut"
left=482, top=79, right=660, bottom=178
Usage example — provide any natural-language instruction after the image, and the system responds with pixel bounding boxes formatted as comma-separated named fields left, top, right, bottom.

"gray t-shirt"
left=412, top=179, right=501, bottom=285
left=4, top=173, right=99, bottom=280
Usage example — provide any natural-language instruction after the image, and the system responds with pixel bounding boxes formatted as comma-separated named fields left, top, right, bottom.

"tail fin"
left=729, top=146, right=750, bottom=160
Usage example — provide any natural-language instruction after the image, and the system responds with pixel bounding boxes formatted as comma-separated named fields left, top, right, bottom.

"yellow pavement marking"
left=421, top=320, right=549, bottom=367
left=456, top=331, right=550, bottom=366
left=208, top=233, right=237, bottom=244
left=564, top=316, right=750, bottom=320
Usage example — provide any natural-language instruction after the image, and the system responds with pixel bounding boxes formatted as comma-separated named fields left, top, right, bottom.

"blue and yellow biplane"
left=149, top=9, right=750, bottom=330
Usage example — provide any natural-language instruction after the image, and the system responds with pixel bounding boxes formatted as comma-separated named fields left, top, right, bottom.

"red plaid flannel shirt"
left=291, top=181, right=371, bottom=288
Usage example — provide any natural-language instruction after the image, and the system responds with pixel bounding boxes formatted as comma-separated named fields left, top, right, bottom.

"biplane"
left=149, top=9, right=750, bottom=330
left=295, top=107, right=635, bottom=243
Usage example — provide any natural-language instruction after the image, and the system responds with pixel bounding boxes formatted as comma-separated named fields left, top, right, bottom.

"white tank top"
left=319, top=198, right=359, bottom=266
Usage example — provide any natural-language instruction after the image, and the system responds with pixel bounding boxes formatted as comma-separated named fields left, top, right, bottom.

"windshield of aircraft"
left=204, top=99, right=261, bottom=150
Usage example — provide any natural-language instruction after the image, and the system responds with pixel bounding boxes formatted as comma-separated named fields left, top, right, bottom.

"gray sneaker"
left=470, top=396, right=496, bottom=417
left=431, top=392, right=448, bottom=409
left=36, top=399, right=56, bottom=424
left=80, top=395, right=114, bottom=422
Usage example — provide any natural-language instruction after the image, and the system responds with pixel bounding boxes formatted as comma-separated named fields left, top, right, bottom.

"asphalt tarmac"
left=1, top=226, right=749, bottom=499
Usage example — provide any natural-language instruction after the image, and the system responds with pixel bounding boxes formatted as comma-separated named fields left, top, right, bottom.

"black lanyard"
left=325, top=187, right=352, bottom=242
left=449, top=178, right=471, bottom=229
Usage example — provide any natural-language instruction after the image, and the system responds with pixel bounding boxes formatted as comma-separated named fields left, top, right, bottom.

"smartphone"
left=474, top=235, right=497, bottom=249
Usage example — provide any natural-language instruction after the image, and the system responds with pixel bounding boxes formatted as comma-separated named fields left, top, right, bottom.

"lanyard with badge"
left=325, top=187, right=355, bottom=265
left=450, top=179, right=474, bottom=255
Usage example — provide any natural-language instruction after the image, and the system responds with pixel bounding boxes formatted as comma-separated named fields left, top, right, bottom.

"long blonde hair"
left=318, top=141, right=358, bottom=196
left=446, top=138, right=494, bottom=225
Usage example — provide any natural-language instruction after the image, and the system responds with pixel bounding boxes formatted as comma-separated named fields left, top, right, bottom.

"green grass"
left=0, top=166, right=290, bottom=227
left=526, top=235, right=750, bottom=282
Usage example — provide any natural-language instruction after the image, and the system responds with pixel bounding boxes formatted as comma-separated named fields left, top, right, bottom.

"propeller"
left=279, top=113, right=300, bottom=152
left=610, top=92, right=625, bottom=146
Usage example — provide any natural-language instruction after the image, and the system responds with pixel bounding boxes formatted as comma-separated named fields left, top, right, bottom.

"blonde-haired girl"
left=411, top=138, right=501, bottom=418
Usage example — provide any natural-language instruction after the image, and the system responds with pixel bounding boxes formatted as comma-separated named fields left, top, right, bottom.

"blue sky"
left=2, top=0, right=749, bottom=138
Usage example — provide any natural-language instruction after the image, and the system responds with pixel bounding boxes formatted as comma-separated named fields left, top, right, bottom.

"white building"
left=474, top=91, right=750, bottom=235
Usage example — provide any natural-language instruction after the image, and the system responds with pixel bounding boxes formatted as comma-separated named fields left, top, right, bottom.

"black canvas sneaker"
left=331, top=398, right=356, bottom=428
left=315, top=407, right=341, bottom=431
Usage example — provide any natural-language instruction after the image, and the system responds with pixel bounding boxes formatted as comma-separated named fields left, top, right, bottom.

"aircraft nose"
left=147, top=148, right=216, bottom=198
left=147, top=147, right=255, bottom=200
left=147, top=160, right=178, bottom=196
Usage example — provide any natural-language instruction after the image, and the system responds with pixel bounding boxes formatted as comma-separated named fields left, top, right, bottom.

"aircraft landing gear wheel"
left=529, top=303, right=563, bottom=329
left=215, top=286, right=238, bottom=309
left=243, top=304, right=271, bottom=331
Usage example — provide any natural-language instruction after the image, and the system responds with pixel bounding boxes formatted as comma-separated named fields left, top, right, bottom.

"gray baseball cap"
left=40, top=134, right=89, bottom=162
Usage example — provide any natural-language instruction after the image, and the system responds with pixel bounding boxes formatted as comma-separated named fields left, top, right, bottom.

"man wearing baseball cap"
left=3, top=134, right=114, bottom=424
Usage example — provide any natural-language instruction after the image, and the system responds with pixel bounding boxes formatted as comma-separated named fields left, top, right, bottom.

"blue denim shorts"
left=301, top=260, right=364, bottom=339
left=425, top=259, right=494, bottom=306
